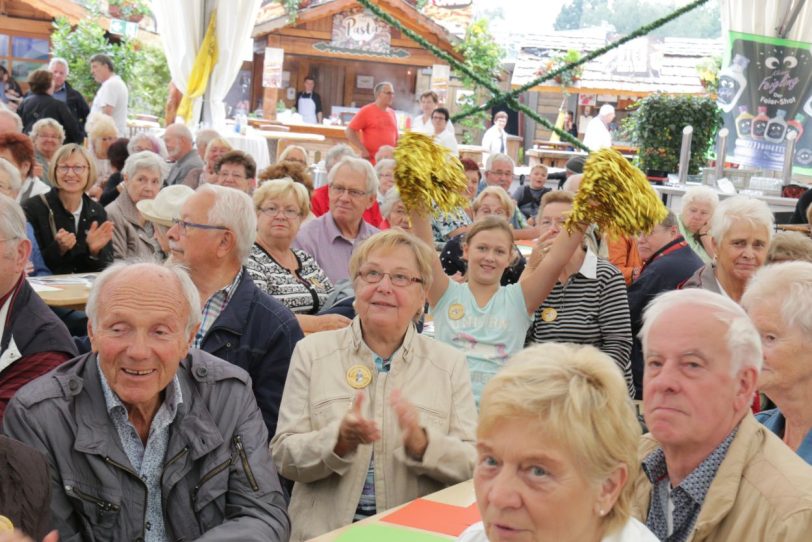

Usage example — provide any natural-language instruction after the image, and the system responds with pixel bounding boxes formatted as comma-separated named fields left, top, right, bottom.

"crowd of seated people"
left=5, top=70, right=812, bottom=542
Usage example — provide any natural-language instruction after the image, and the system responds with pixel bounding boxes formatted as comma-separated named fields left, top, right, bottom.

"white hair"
left=374, top=158, right=395, bottom=176
left=682, top=185, right=719, bottom=211
left=327, top=155, right=379, bottom=194
left=165, top=123, right=194, bottom=142
left=0, top=193, right=26, bottom=245
left=195, top=128, right=221, bottom=152
left=742, top=261, right=812, bottom=336
left=30, top=118, right=66, bottom=143
left=86, top=261, right=202, bottom=335
left=128, top=133, right=168, bottom=159
left=48, top=57, right=69, bottom=74
left=122, top=151, right=169, bottom=180
left=324, top=144, right=356, bottom=172
left=0, top=110, right=22, bottom=132
left=486, top=153, right=514, bottom=172
left=0, top=157, right=22, bottom=194
left=599, top=104, right=615, bottom=118
left=709, top=195, right=774, bottom=244
left=197, top=184, right=257, bottom=263
left=640, top=289, right=763, bottom=373
left=380, top=187, right=403, bottom=218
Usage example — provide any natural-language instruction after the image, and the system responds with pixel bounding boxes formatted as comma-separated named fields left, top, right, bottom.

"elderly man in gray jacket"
left=3, top=261, right=290, bottom=542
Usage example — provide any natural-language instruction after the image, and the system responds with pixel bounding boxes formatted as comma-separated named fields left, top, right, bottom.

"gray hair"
left=165, top=123, right=194, bottom=143
left=380, top=187, right=403, bottom=218
left=682, top=185, right=719, bottom=210
left=122, top=151, right=169, bottom=180
left=742, top=261, right=812, bottom=336
left=709, top=195, right=774, bottom=245
left=486, top=152, right=514, bottom=172
left=374, top=158, right=395, bottom=177
left=324, top=143, right=357, bottom=172
left=328, top=155, right=379, bottom=194
left=48, top=57, right=69, bottom=74
left=658, top=209, right=678, bottom=229
left=640, top=288, right=763, bottom=373
left=374, top=81, right=393, bottom=97
left=195, top=128, right=221, bottom=153
left=86, top=260, right=202, bottom=336
left=197, top=184, right=257, bottom=263
left=0, top=110, right=22, bottom=132
left=128, top=133, right=168, bottom=159
left=30, top=118, right=66, bottom=143
left=766, top=231, right=812, bottom=263
left=0, top=193, right=26, bottom=246
left=0, top=157, right=22, bottom=194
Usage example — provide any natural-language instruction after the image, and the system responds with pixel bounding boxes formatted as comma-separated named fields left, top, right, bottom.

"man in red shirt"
left=0, top=195, right=76, bottom=424
left=345, top=81, right=398, bottom=164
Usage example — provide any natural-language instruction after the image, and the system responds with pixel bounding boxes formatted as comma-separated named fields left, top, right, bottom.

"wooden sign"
left=331, top=9, right=391, bottom=54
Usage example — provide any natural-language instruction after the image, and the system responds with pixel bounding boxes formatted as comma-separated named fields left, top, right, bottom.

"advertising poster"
left=719, top=32, right=812, bottom=173
left=263, top=47, right=284, bottom=89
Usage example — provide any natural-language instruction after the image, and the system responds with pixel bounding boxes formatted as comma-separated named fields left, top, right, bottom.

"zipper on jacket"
left=233, top=435, right=259, bottom=492
left=64, top=484, right=121, bottom=512
left=104, top=456, right=149, bottom=538
left=192, top=457, right=232, bottom=501
left=165, top=446, right=189, bottom=470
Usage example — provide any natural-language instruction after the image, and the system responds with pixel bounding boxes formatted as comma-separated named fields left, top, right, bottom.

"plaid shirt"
left=193, top=269, right=243, bottom=348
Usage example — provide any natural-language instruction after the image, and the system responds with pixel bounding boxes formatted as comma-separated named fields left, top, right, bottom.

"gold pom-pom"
left=394, top=132, right=469, bottom=215
left=565, top=148, right=668, bottom=237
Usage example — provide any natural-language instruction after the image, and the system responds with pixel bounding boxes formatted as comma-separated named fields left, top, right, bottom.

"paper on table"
left=335, top=523, right=451, bottom=542
left=28, top=282, right=61, bottom=292
left=381, top=499, right=480, bottom=537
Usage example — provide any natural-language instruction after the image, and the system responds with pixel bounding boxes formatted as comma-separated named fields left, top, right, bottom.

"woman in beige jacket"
left=105, top=151, right=167, bottom=260
left=271, top=229, right=478, bottom=541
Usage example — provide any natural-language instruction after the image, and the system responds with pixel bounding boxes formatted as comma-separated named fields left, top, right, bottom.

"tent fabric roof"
left=511, top=30, right=723, bottom=95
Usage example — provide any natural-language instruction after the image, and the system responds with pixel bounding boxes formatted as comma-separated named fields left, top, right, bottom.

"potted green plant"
left=108, top=0, right=150, bottom=23
left=624, top=93, right=723, bottom=178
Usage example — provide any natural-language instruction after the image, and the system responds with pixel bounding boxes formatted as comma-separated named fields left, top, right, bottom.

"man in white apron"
left=296, top=76, right=323, bottom=125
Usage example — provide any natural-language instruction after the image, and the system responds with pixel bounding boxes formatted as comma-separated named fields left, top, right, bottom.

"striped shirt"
left=527, top=250, right=634, bottom=396
left=193, top=269, right=243, bottom=348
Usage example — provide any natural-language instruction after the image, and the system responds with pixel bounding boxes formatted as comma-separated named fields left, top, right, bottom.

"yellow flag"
left=177, top=10, right=219, bottom=123
left=549, top=109, right=566, bottom=143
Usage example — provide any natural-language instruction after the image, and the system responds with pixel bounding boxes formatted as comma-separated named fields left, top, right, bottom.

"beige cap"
left=136, top=184, right=195, bottom=228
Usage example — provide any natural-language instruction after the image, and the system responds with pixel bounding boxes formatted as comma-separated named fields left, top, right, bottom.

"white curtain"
left=720, top=0, right=812, bottom=42
left=150, top=0, right=207, bottom=126
left=203, top=0, right=262, bottom=129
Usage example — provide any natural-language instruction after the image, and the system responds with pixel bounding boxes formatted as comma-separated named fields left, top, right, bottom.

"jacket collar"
left=348, top=316, right=417, bottom=367
left=111, top=190, right=145, bottom=228
left=205, top=268, right=252, bottom=337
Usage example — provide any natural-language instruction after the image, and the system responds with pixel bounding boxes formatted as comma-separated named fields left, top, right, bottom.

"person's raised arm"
left=410, top=209, right=449, bottom=308
left=519, top=223, right=585, bottom=315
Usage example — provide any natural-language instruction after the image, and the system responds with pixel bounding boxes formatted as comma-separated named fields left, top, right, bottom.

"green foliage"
left=554, top=0, right=720, bottom=38
left=453, top=18, right=505, bottom=144
left=51, top=17, right=170, bottom=121
left=624, top=94, right=723, bottom=175
left=108, top=0, right=151, bottom=19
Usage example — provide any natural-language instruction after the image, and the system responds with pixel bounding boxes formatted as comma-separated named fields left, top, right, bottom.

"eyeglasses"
left=329, top=185, right=369, bottom=199
left=259, top=205, right=300, bottom=219
left=171, top=218, right=229, bottom=235
left=357, top=269, right=423, bottom=287
left=56, top=165, right=88, bottom=175
left=218, top=171, right=246, bottom=180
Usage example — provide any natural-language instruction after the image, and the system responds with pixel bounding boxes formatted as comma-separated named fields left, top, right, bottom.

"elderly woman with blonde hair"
left=278, top=144, right=309, bottom=167
left=84, top=112, right=118, bottom=194
left=766, top=230, right=812, bottom=263
left=681, top=195, right=773, bottom=302
left=182, top=136, right=233, bottom=188
left=246, top=178, right=349, bottom=334
left=458, top=343, right=657, bottom=542
left=105, top=151, right=169, bottom=259
left=743, top=262, right=812, bottom=464
left=678, top=185, right=719, bottom=263
left=272, top=229, right=477, bottom=541
left=30, top=117, right=65, bottom=183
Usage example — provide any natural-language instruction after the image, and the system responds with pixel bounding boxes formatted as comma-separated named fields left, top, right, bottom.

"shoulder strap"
left=39, top=193, right=58, bottom=238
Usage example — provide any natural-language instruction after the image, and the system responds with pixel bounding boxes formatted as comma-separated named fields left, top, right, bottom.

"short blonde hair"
left=278, top=145, right=308, bottom=164
left=766, top=230, right=812, bottom=263
left=49, top=144, right=96, bottom=191
left=30, top=118, right=66, bottom=144
left=540, top=189, right=575, bottom=210
left=85, top=112, right=118, bottom=139
left=473, top=186, right=514, bottom=216
left=479, top=343, right=641, bottom=535
left=349, top=229, right=434, bottom=292
left=252, top=178, right=310, bottom=218
left=204, top=137, right=233, bottom=163
left=742, top=261, right=812, bottom=335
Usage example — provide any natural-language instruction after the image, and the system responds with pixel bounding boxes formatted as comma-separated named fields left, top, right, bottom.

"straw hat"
left=136, top=185, right=194, bottom=228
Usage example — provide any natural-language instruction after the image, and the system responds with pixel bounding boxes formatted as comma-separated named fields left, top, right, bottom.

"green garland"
left=356, top=0, right=708, bottom=152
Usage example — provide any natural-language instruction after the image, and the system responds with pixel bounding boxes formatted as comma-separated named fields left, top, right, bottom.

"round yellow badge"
left=541, top=307, right=558, bottom=322
left=346, top=365, right=373, bottom=389
left=448, top=303, right=465, bottom=320
left=0, top=515, right=14, bottom=533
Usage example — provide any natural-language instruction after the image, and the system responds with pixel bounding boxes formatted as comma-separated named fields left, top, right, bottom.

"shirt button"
left=141, top=475, right=147, bottom=482
left=145, top=522, right=152, bottom=531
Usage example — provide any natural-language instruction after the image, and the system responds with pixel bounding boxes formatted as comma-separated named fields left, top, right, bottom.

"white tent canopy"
left=150, top=0, right=260, bottom=130
left=721, top=0, right=811, bottom=42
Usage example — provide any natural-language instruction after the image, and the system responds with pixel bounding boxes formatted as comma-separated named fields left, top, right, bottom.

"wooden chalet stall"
left=510, top=30, right=721, bottom=167
left=251, top=0, right=464, bottom=157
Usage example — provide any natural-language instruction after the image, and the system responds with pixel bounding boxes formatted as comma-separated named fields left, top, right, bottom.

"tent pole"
left=778, top=0, right=807, bottom=38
